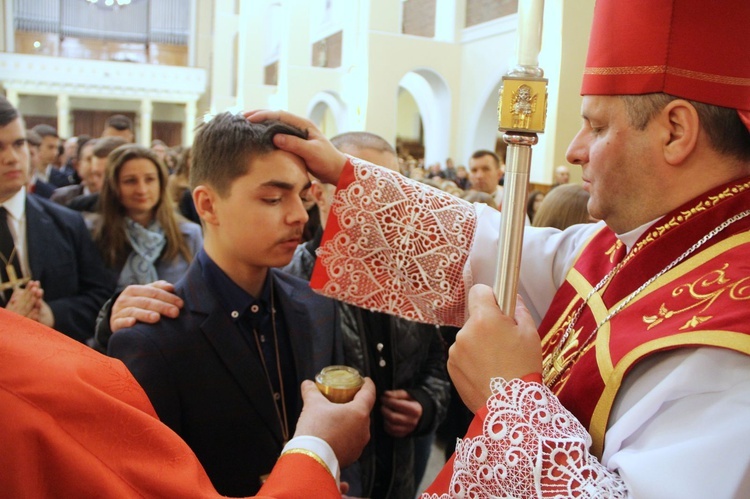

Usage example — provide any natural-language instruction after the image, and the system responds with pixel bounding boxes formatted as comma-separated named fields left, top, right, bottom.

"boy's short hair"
left=76, top=135, right=93, bottom=161
left=26, top=130, right=42, bottom=147
left=191, top=113, right=308, bottom=196
left=93, top=137, right=129, bottom=159
left=0, top=95, right=20, bottom=127
left=32, top=124, right=59, bottom=139
left=105, top=114, right=133, bottom=132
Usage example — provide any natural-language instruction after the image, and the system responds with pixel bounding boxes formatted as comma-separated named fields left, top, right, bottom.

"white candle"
left=517, top=0, right=544, bottom=67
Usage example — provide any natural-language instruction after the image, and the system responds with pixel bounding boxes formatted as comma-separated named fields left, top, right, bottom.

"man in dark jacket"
left=0, top=97, right=114, bottom=343
left=283, top=131, right=450, bottom=499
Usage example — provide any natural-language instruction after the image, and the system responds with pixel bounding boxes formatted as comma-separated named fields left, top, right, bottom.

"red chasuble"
left=0, top=310, right=340, bottom=498
left=539, top=176, right=750, bottom=457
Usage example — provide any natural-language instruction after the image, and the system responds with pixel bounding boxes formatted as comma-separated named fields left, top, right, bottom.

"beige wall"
left=397, top=89, right=421, bottom=141
left=529, top=0, right=594, bottom=185
left=3, top=0, right=597, bottom=178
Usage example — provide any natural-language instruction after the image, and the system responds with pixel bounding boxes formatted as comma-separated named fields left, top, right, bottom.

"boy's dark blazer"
left=108, top=258, right=343, bottom=497
left=25, top=194, right=114, bottom=342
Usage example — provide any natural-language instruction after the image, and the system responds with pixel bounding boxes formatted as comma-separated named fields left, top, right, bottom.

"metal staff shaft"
left=493, top=0, right=548, bottom=316
left=493, top=133, right=537, bottom=315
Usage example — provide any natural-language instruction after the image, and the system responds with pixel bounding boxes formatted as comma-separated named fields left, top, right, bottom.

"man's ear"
left=193, top=185, right=218, bottom=226
left=659, top=99, right=700, bottom=166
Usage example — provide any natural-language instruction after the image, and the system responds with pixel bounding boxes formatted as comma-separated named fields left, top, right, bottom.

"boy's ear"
left=193, top=185, right=219, bottom=225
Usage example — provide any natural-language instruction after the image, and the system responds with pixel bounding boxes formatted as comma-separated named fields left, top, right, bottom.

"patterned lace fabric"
left=316, top=158, right=477, bottom=326
left=423, top=378, right=628, bottom=499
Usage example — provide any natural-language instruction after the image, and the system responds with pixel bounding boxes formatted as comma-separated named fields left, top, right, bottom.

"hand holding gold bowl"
left=315, top=365, right=364, bottom=403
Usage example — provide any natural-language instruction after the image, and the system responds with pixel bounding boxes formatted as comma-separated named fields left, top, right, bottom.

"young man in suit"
left=101, top=114, right=135, bottom=143
left=0, top=96, right=114, bottom=342
left=108, top=113, right=344, bottom=497
left=25, top=127, right=56, bottom=198
left=31, top=124, right=74, bottom=189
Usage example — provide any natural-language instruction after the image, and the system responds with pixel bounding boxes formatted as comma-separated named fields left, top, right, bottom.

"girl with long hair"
left=95, top=144, right=202, bottom=291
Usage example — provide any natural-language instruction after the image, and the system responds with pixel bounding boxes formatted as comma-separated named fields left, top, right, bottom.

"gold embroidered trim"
left=668, top=66, right=750, bottom=87
left=584, top=65, right=666, bottom=76
left=589, top=330, right=750, bottom=458
left=280, top=448, right=333, bottom=477
left=605, top=239, right=624, bottom=265
left=544, top=184, right=750, bottom=390
left=585, top=65, right=750, bottom=87
left=643, top=263, right=750, bottom=331
left=631, top=180, right=750, bottom=256
left=627, top=230, right=750, bottom=310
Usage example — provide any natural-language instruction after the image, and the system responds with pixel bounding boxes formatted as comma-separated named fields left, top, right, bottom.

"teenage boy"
left=108, top=113, right=343, bottom=497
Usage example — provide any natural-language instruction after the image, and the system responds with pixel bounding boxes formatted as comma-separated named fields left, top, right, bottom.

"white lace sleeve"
left=315, top=158, right=477, bottom=326
left=423, top=378, right=628, bottom=498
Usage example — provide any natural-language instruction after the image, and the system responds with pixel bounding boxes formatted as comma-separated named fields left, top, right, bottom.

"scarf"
left=118, top=217, right=166, bottom=290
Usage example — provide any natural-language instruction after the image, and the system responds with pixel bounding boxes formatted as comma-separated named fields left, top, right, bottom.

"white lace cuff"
left=424, top=378, right=627, bottom=498
left=314, top=158, right=476, bottom=327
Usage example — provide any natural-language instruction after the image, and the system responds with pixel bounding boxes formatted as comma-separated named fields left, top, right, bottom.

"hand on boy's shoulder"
left=110, top=281, right=183, bottom=333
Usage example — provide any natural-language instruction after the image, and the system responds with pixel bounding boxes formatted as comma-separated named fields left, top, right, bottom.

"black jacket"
left=25, top=194, right=114, bottom=342
left=281, top=234, right=450, bottom=498
left=340, top=304, right=450, bottom=499
left=109, top=262, right=342, bottom=496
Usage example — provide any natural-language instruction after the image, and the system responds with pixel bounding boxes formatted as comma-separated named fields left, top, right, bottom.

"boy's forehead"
left=248, top=149, right=306, bottom=168
left=238, top=149, right=309, bottom=185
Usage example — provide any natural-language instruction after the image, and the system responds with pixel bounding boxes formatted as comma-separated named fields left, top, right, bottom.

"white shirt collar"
left=617, top=216, right=662, bottom=253
left=2, top=187, right=26, bottom=221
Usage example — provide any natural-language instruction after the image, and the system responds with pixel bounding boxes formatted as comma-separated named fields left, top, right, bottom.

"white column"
left=5, top=88, right=19, bottom=108
left=3, top=0, right=15, bottom=52
left=140, top=98, right=153, bottom=146
left=56, top=93, right=71, bottom=138
left=183, top=100, right=197, bottom=146
left=434, top=0, right=458, bottom=42
left=210, top=0, right=239, bottom=112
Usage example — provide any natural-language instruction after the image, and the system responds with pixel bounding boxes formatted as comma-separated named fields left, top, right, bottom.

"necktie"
left=0, top=207, right=23, bottom=304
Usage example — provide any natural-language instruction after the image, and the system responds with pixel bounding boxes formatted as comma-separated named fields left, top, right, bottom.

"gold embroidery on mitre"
left=666, top=67, right=750, bottom=87
left=643, top=264, right=750, bottom=330
left=584, top=65, right=750, bottom=87
left=584, top=65, right=666, bottom=76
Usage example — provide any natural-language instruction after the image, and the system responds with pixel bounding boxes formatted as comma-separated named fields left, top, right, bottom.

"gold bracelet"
left=280, top=448, right=333, bottom=477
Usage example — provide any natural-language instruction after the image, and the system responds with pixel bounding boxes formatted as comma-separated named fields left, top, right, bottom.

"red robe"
left=312, top=158, right=750, bottom=497
left=0, top=309, right=340, bottom=498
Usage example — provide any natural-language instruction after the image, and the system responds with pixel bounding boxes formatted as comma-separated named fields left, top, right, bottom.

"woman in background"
left=94, top=144, right=202, bottom=291
left=167, top=146, right=200, bottom=224
left=526, top=190, right=545, bottom=224
left=532, top=183, right=593, bottom=230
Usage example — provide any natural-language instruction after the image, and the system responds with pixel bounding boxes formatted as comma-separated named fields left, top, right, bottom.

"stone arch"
left=464, top=72, right=506, bottom=163
left=307, top=91, right=347, bottom=138
left=397, top=68, right=451, bottom=167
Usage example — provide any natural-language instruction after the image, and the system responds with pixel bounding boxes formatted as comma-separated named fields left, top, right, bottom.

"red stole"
left=539, top=176, right=750, bottom=457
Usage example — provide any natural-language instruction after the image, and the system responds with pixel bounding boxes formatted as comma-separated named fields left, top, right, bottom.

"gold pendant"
left=0, top=264, right=30, bottom=292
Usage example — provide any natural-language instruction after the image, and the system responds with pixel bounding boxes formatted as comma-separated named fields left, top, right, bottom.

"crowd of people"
left=0, top=93, right=594, bottom=498
left=2, top=0, right=748, bottom=497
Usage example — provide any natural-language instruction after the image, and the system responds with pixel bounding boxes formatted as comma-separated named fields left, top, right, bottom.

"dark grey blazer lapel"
left=25, top=196, right=56, bottom=279
left=181, top=262, right=285, bottom=444
left=271, top=269, right=317, bottom=382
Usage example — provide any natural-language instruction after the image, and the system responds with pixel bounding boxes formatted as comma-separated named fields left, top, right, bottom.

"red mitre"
left=582, top=0, right=750, bottom=128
